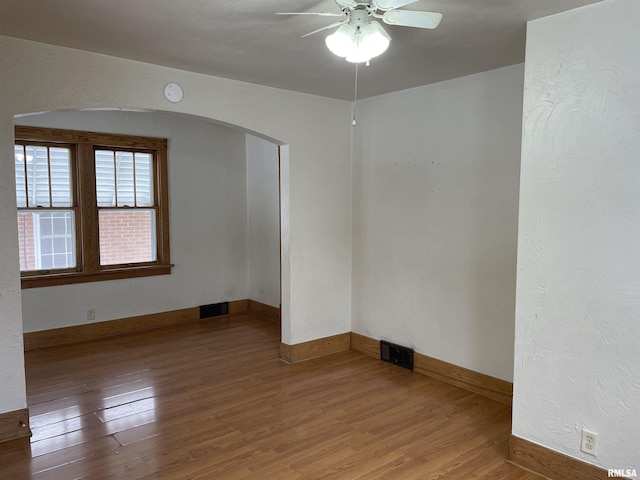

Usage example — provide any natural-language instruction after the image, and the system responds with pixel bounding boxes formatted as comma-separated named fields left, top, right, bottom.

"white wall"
left=0, top=112, right=27, bottom=413
left=352, top=64, right=524, bottom=382
left=15, top=110, right=248, bottom=332
left=246, top=135, right=280, bottom=308
left=0, top=36, right=352, bottom=414
left=513, top=0, right=640, bottom=470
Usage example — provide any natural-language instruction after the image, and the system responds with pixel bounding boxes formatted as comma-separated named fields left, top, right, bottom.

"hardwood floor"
left=1, top=315, right=539, bottom=479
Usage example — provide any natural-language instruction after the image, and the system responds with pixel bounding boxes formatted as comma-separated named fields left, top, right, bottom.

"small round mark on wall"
left=163, top=82, right=184, bottom=103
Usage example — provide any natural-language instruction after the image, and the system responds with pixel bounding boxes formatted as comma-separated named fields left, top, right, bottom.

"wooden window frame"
left=16, top=141, right=81, bottom=274
left=15, top=126, right=172, bottom=288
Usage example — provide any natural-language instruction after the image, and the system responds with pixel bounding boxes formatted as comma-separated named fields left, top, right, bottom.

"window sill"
left=21, top=264, right=174, bottom=289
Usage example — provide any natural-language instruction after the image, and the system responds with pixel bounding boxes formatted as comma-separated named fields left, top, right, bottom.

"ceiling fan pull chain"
left=352, top=59, right=359, bottom=126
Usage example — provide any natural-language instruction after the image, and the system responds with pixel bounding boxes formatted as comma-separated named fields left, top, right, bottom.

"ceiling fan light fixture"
left=326, top=21, right=391, bottom=63
left=325, top=24, right=357, bottom=58
left=358, top=21, right=391, bottom=59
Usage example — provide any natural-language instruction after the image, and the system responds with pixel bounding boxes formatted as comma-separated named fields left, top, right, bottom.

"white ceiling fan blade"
left=301, top=21, right=347, bottom=38
left=276, top=12, right=344, bottom=17
left=373, top=0, right=419, bottom=10
left=382, top=10, right=442, bottom=29
left=336, top=0, right=358, bottom=8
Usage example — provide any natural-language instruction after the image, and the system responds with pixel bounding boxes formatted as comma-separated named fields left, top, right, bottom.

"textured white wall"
left=246, top=134, right=280, bottom=308
left=0, top=36, right=352, bottom=413
left=514, top=0, right=640, bottom=469
left=16, top=110, right=248, bottom=332
left=352, top=65, right=524, bottom=382
left=0, top=111, right=27, bottom=413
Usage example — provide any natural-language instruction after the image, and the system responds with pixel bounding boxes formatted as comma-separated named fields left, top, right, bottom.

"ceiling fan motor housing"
left=349, top=8, right=371, bottom=27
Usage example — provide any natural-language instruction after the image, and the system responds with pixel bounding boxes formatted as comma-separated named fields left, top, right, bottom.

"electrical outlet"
left=87, top=309, right=96, bottom=321
left=581, top=429, right=597, bottom=456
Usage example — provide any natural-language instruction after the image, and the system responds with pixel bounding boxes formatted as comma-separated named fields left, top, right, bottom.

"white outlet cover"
left=580, top=429, right=597, bottom=456
left=164, top=82, right=184, bottom=103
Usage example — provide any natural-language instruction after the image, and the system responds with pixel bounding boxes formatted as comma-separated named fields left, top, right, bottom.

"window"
left=14, top=126, right=171, bottom=288
left=15, top=144, right=78, bottom=272
left=95, top=149, right=156, bottom=266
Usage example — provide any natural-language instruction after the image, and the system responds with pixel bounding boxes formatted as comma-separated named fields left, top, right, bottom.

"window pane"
left=49, top=147, right=72, bottom=207
left=96, top=150, right=155, bottom=208
left=40, top=216, right=53, bottom=236
left=116, top=151, right=135, bottom=207
left=17, top=212, right=36, bottom=270
left=135, top=153, right=153, bottom=206
left=15, top=146, right=27, bottom=207
left=99, top=209, right=156, bottom=266
left=96, top=150, right=116, bottom=207
left=27, top=146, right=51, bottom=207
left=40, top=237, right=52, bottom=254
left=52, top=216, right=69, bottom=235
left=17, top=211, right=76, bottom=271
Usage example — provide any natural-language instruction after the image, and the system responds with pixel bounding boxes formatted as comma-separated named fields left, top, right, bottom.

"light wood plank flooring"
left=1, top=315, right=538, bottom=479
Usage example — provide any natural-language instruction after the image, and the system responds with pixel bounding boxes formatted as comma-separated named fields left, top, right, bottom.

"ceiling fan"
left=277, top=0, right=443, bottom=63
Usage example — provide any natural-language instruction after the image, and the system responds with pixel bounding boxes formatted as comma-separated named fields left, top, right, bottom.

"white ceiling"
left=0, top=0, right=601, bottom=100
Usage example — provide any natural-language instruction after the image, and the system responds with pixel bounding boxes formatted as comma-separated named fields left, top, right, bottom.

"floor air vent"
left=380, top=340, right=414, bottom=370
left=199, top=302, right=229, bottom=319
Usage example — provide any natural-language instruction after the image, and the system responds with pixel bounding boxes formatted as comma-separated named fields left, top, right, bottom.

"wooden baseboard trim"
left=248, top=299, right=281, bottom=323
left=350, top=332, right=380, bottom=359
left=508, top=435, right=613, bottom=480
left=350, top=332, right=512, bottom=405
left=24, top=299, right=252, bottom=351
left=0, top=409, right=31, bottom=446
left=280, top=332, right=351, bottom=364
left=24, top=307, right=200, bottom=350
left=229, top=299, right=249, bottom=314
left=414, top=351, right=512, bottom=405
